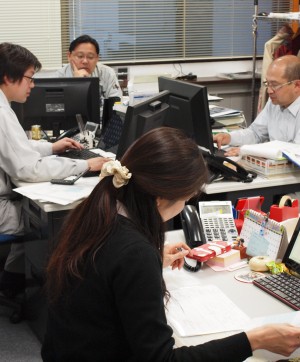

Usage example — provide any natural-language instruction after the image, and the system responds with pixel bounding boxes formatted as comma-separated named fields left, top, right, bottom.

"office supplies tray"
left=241, top=155, right=299, bottom=176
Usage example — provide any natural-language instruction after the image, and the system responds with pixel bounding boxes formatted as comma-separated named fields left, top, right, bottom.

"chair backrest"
left=100, top=112, right=124, bottom=151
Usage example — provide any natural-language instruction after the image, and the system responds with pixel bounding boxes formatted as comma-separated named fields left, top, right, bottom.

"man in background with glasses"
left=55, top=34, right=122, bottom=102
left=214, top=55, right=300, bottom=156
left=55, top=34, right=122, bottom=133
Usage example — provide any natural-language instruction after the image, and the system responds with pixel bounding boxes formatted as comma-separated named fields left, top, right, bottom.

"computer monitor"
left=116, top=91, right=170, bottom=159
left=116, top=77, right=213, bottom=159
left=11, top=77, right=100, bottom=138
left=158, top=76, right=214, bottom=154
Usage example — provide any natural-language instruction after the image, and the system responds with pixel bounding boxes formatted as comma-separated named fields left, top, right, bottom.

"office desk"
left=17, top=173, right=299, bottom=343
left=15, top=179, right=98, bottom=342
left=203, top=172, right=300, bottom=212
left=164, top=230, right=296, bottom=362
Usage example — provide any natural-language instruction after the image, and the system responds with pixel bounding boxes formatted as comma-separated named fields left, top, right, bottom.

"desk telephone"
left=200, top=149, right=256, bottom=183
left=180, top=201, right=238, bottom=272
left=57, top=114, right=100, bottom=148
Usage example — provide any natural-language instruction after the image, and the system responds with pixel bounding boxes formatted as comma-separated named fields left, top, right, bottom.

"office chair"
left=98, top=111, right=124, bottom=153
left=0, top=234, right=25, bottom=323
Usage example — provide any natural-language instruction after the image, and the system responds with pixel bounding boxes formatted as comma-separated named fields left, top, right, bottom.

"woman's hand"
left=246, top=323, right=300, bottom=357
left=163, top=242, right=193, bottom=270
left=52, top=137, right=83, bottom=154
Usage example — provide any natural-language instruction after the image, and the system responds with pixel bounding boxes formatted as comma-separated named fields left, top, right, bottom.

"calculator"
left=198, top=201, right=238, bottom=244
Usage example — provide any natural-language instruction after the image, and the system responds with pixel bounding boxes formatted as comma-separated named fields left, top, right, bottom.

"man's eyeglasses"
left=73, top=53, right=98, bottom=61
left=262, top=80, right=294, bottom=92
left=23, top=75, right=35, bottom=84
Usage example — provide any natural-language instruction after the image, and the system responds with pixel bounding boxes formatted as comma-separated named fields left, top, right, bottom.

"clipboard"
left=240, top=210, right=288, bottom=260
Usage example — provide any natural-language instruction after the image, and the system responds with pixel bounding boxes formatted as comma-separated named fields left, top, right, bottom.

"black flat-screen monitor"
left=11, top=77, right=100, bottom=138
left=116, top=76, right=213, bottom=159
left=158, top=76, right=214, bottom=154
left=116, top=91, right=170, bottom=159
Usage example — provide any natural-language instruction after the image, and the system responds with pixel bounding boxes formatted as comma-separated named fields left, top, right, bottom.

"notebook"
left=252, top=218, right=300, bottom=310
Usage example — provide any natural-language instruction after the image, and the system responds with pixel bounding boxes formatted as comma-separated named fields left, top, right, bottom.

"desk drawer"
left=22, top=198, right=69, bottom=244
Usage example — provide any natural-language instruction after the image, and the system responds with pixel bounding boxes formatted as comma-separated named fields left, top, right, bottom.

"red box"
left=187, top=241, right=231, bottom=262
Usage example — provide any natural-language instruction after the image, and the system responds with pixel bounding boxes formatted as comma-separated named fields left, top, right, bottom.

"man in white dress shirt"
left=0, top=42, right=108, bottom=297
left=213, top=55, right=300, bottom=156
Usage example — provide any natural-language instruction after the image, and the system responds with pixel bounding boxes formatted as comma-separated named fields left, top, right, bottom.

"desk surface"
left=164, top=230, right=296, bottom=362
left=15, top=171, right=300, bottom=214
left=206, top=172, right=300, bottom=194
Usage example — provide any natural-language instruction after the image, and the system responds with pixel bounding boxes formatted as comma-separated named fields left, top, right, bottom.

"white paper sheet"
left=240, top=140, right=300, bottom=160
left=13, top=177, right=99, bottom=205
left=166, top=284, right=250, bottom=337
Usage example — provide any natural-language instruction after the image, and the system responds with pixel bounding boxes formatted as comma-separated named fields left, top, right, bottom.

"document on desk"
left=13, top=177, right=99, bottom=205
left=166, top=284, right=250, bottom=337
left=240, top=140, right=300, bottom=161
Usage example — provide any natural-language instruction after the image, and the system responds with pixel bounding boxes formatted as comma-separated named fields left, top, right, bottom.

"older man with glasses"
left=55, top=34, right=122, bottom=101
left=213, top=54, right=300, bottom=156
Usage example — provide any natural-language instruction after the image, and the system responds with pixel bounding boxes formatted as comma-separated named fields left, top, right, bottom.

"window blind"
left=62, top=0, right=293, bottom=64
left=0, top=0, right=294, bottom=68
left=0, top=0, right=62, bottom=69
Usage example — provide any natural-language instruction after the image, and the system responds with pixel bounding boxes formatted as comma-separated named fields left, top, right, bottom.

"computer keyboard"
left=59, top=149, right=101, bottom=177
left=253, top=272, right=300, bottom=310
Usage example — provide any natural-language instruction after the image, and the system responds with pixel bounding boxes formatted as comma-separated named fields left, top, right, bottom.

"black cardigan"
left=42, top=215, right=252, bottom=362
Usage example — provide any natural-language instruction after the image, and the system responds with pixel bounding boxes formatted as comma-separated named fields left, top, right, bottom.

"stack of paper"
left=209, top=104, right=245, bottom=127
left=209, top=104, right=241, bottom=118
left=268, top=12, right=300, bottom=20
left=240, top=140, right=300, bottom=163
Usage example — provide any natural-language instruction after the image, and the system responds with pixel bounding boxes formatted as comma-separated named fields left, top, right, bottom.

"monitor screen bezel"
left=11, top=77, right=100, bottom=138
left=116, top=91, right=170, bottom=159
left=158, top=76, right=214, bottom=154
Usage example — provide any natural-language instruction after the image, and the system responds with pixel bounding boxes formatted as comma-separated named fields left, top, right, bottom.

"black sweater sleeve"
left=102, top=219, right=253, bottom=362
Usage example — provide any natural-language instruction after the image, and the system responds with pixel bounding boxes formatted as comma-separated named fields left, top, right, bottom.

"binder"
left=240, top=210, right=288, bottom=260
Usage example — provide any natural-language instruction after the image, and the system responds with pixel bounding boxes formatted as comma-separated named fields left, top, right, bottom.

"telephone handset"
left=180, top=201, right=238, bottom=272
left=200, top=149, right=257, bottom=183
left=56, top=126, right=80, bottom=140
left=180, top=205, right=204, bottom=272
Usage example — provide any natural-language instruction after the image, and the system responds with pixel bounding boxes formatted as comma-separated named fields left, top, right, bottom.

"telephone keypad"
left=202, top=217, right=238, bottom=244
